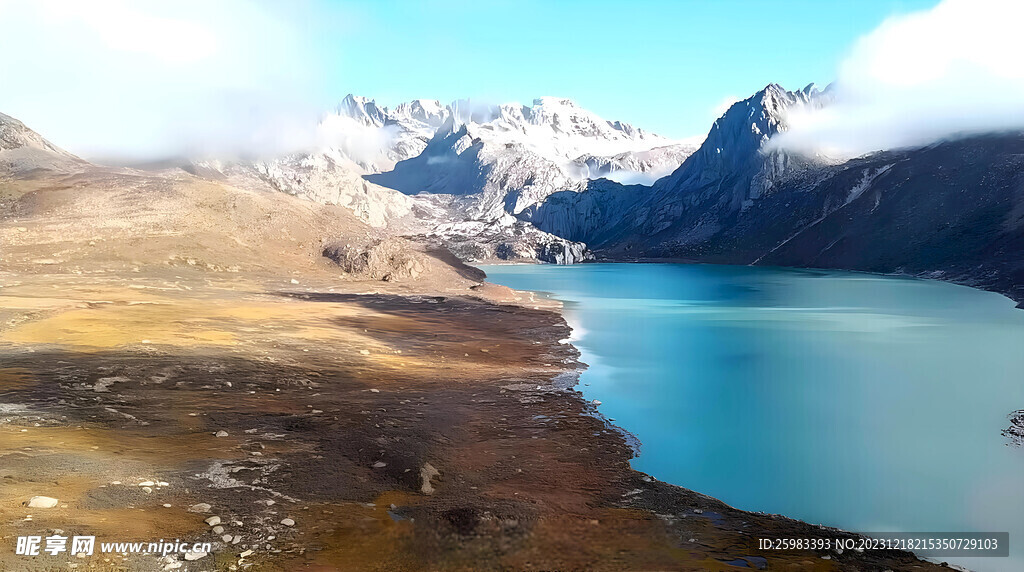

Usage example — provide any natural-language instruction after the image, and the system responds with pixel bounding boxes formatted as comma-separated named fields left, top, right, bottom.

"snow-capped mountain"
left=569, top=143, right=698, bottom=185
left=317, top=95, right=451, bottom=173
left=524, top=83, right=834, bottom=245
left=655, top=82, right=832, bottom=206
left=316, top=93, right=699, bottom=185
left=8, top=80, right=1024, bottom=303
left=442, top=96, right=685, bottom=164
left=361, top=95, right=698, bottom=222
left=187, top=94, right=696, bottom=264
left=366, top=117, right=585, bottom=220
left=520, top=83, right=1024, bottom=304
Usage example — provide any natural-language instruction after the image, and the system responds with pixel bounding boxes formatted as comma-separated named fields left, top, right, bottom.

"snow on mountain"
left=366, top=117, right=585, bottom=220
left=313, top=95, right=439, bottom=174
left=657, top=83, right=832, bottom=200
left=335, top=94, right=389, bottom=127
left=176, top=95, right=698, bottom=264
left=570, top=143, right=699, bottom=185
left=197, top=94, right=696, bottom=264
left=445, top=96, right=681, bottom=164
left=186, top=154, right=416, bottom=229
left=321, top=94, right=696, bottom=184
left=358, top=95, right=698, bottom=222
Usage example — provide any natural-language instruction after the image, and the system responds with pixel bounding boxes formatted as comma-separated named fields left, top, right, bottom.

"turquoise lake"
left=481, top=263, right=1024, bottom=571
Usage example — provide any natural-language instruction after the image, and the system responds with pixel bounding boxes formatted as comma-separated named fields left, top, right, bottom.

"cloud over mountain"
left=0, top=0, right=341, bottom=161
left=773, top=0, right=1024, bottom=157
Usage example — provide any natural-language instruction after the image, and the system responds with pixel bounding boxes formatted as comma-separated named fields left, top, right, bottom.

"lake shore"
left=0, top=270, right=946, bottom=571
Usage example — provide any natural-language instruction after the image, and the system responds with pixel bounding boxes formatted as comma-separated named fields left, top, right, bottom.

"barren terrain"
left=0, top=156, right=945, bottom=570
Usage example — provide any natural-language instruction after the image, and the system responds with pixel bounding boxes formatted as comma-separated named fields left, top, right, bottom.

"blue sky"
left=0, top=0, right=943, bottom=157
left=311, top=0, right=939, bottom=137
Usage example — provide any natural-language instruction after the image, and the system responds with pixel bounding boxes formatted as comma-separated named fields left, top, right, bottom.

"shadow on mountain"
left=365, top=120, right=488, bottom=195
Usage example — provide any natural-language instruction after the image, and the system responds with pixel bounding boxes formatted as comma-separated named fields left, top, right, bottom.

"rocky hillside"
left=523, top=84, right=832, bottom=246
left=0, top=112, right=480, bottom=290
left=0, top=112, right=84, bottom=174
left=175, top=95, right=694, bottom=265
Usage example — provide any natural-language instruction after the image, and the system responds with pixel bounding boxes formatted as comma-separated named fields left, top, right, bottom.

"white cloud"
left=773, top=0, right=1024, bottom=157
left=57, top=2, right=219, bottom=64
left=0, top=0, right=337, bottom=161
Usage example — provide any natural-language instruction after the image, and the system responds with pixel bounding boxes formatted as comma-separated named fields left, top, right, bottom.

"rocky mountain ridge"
left=522, top=83, right=1024, bottom=305
left=16, top=82, right=1022, bottom=305
left=522, top=83, right=834, bottom=245
left=0, top=112, right=84, bottom=174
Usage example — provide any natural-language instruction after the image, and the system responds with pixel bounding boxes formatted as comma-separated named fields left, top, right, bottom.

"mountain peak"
left=336, top=94, right=387, bottom=127
left=720, top=83, right=830, bottom=137
left=341, top=93, right=372, bottom=104
left=655, top=82, right=831, bottom=198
